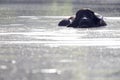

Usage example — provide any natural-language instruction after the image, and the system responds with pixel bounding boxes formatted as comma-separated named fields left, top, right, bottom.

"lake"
left=0, top=2, right=120, bottom=80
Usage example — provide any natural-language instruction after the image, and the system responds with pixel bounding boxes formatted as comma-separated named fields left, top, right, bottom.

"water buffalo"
left=58, top=8, right=107, bottom=28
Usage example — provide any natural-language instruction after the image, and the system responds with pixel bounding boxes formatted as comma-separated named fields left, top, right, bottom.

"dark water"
left=0, top=2, right=120, bottom=80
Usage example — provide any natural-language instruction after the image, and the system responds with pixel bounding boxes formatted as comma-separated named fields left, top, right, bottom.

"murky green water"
left=0, top=2, right=120, bottom=80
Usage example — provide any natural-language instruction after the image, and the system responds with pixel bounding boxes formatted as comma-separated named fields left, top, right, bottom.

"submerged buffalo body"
left=58, top=9, right=107, bottom=28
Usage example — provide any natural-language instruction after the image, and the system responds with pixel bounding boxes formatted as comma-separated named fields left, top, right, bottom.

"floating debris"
left=41, top=69, right=61, bottom=74
left=0, top=65, right=8, bottom=70
left=59, top=59, right=76, bottom=63
left=11, top=60, right=16, bottom=64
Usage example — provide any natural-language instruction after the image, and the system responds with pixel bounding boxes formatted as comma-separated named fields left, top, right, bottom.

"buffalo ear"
left=58, top=19, right=70, bottom=26
left=99, top=19, right=107, bottom=26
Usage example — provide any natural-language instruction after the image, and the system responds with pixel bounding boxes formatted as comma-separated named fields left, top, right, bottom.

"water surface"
left=0, top=3, right=120, bottom=80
